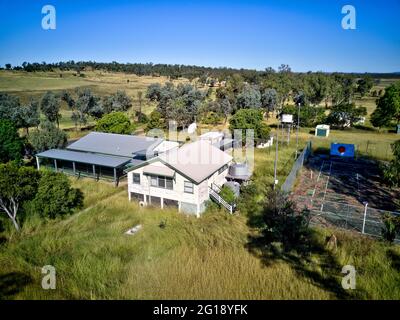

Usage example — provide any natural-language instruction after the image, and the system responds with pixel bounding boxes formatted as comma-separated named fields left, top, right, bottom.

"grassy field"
left=0, top=70, right=190, bottom=130
left=1, top=139, right=399, bottom=300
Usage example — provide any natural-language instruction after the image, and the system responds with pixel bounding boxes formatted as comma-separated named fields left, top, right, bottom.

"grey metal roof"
left=67, top=132, right=163, bottom=158
left=159, top=140, right=232, bottom=184
left=36, top=149, right=132, bottom=168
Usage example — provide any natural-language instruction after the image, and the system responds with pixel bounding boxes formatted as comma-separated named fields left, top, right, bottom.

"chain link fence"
left=293, top=195, right=400, bottom=242
left=281, top=141, right=312, bottom=193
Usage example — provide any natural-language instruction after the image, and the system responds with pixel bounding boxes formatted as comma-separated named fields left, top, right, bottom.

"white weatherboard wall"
left=127, top=160, right=229, bottom=217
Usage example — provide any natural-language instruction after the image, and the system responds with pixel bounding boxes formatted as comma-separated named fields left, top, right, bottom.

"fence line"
left=293, top=195, right=400, bottom=242
left=281, top=141, right=312, bottom=193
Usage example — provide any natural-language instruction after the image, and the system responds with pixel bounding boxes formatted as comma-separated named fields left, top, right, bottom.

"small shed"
left=315, top=125, right=330, bottom=137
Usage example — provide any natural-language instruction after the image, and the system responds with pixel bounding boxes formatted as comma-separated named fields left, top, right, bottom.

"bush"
left=145, top=110, right=165, bottom=132
left=30, top=171, right=84, bottom=219
left=202, top=111, right=223, bottom=125
left=0, top=120, right=24, bottom=162
left=261, top=190, right=310, bottom=251
left=381, top=213, right=400, bottom=243
left=219, top=185, right=236, bottom=204
left=95, top=112, right=135, bottom=135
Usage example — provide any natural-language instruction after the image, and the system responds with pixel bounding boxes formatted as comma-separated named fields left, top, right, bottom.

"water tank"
left=228, top=163, right=250, bottom=177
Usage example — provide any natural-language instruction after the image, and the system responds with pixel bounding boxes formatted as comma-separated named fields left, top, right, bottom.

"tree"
left=229, top=109, right=271, bottom=143
left=5, top=64, right=11, bottom=70
left=29, top=121, right=68, bottom=152
left=40, top=91, right=61, bottom=127
left=326, top=103, right=367, bottom=129
left=220, top=98, right=232, bottom=123
left=103, top=90, right=132, bottom=114
left=370, top=82, right=400, bottom=128
left=74, top=89, right=104, bottom=128
left=356, top=76, right=374, bottom=98
left=261, top=88, right=278, bottom=118
left=0, top=163, right=40, bottom=231
left=16, top=100, right=41, bottom=135
left=95, top=112, right=134, bottom=135
left=236, top=85, right=262, bottom=110
left=281, top=105, right=326, bottom=127
left=382, top=140, right=400, bottom=187
left=0, top=120, right=24, bottom=163
left=0, top=93, right=20, bottom=124
left=30, top=171, right=83, bottom=219
left=261, top=190, right=310, bottom=251
left=145, top=110, right=165, bottom=132
left=137, top=91, right=145, bottom=121
left=305, top=73, right=328, bottom=106
left=61, top=91, right=75, bottom=109
left=293, top=90, right=307, bottom=107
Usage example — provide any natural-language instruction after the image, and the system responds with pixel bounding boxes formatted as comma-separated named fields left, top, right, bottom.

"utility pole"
left=273, top=121, right=279, bottom=190
left=295, top=102, right=301, bottom=159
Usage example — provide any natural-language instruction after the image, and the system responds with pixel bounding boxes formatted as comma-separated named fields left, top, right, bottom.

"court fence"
left=281, top=141, right=312, bottom=193
left=293, top=195, right=400, bottom=242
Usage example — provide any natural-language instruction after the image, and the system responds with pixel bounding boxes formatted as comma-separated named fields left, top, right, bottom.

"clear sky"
left=0, top=0, right=399, bottom=72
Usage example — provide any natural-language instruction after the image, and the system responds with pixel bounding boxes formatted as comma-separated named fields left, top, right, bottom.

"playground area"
left=291, top=154, right=400, bottom=238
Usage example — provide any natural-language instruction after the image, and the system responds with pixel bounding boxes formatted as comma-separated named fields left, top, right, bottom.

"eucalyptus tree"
left=40, top=91, right=61, bottom=127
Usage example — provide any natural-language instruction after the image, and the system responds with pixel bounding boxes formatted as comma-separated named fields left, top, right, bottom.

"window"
left=166, top=178, right=173, bottom=190
left=150, top=175, right=174, bottom=190
left=133, top=173, right=141, bottom=184
left=218, top=164, right=228, bottom=175
left=184, top=181, right=194, bottom=194
left=158, top=177, right=166, bottom=188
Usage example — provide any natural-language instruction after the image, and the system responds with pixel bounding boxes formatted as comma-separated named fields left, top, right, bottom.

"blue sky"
left=0, top=0, right=399, bottom=72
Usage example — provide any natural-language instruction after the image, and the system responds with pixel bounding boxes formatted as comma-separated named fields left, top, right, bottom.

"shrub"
left=30, top=171, right=84, bottom=219
left=95, top=112, right=135, bottom=135
left=219, top=185, right=236, bottom=204
left=381, top=213, right=400, bottom=243
left=261, top=190, right=310, bottom=251
left=0, top=120, right=24, bottom=162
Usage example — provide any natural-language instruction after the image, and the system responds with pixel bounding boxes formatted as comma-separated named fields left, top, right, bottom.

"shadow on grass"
left=0, top=272, right=33, bottom=299
left=246, top=229, right=364, bottom=299
left=386, top=249, right=400, bottom=271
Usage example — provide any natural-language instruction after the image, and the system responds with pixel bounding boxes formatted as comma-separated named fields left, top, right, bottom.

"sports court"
left=292, top=153, right=400, bottom=237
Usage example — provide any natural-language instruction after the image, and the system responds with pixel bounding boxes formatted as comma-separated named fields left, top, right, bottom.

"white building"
left=126, top=140, right=233, bottom=216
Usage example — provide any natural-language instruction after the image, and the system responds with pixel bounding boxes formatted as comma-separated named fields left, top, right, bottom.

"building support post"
left=92, top=165, right=96, bottom=179
left=113, top=168, right=117, bottom=187
left=72, top=162, right=76, bottom=175
left=161, top=198, right=164, bottom=209
left=54, top=159, right=58, bottom=172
